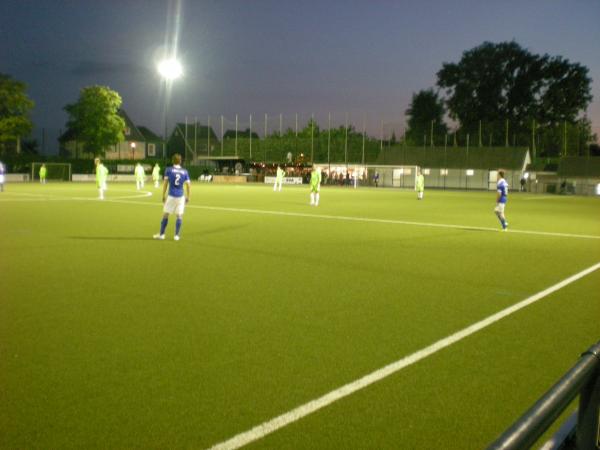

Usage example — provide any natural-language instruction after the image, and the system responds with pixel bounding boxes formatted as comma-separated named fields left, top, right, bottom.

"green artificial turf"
left=0, top=182, right=599, bottom=449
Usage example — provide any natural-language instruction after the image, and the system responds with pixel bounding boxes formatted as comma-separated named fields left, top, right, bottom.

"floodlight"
left=157, top=59, right=183, bottom=80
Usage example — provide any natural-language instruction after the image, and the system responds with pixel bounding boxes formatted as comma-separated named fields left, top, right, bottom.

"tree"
left=405, top=89, right=448, bottom=145
left=64, top=86, right=125, bottom=155
left=436, top=41, right=593, bottom=147
left=0, top=73, right=34, bottom=153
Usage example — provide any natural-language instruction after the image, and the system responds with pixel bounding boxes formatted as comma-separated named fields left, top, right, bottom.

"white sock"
left=310, top=193, right=315, bottom=204
left=315, top=193, right=320, bottom=206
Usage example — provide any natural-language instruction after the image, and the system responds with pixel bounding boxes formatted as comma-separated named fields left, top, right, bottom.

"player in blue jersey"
left=494, top=169, right=509, bottom=231
left=0, top=160, right=5, bottom=192
left=153, top=154, right=191, bottom=241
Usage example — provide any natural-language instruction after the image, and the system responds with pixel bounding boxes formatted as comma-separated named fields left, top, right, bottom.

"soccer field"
left=1, top=182, right=599, bottom=449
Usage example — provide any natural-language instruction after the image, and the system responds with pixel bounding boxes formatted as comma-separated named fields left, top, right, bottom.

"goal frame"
left=31, top=162, right=72, bottom=182
left=391, top=165, right=420, bottom=188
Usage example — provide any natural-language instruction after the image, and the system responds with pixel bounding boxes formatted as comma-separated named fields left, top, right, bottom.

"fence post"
left=249, top=114, right=252, bottom=160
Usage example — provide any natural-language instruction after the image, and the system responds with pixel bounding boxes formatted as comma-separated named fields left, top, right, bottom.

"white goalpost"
left=391, top=165, right=419, bottom=188
left=31, top=162, right=72, bottom=182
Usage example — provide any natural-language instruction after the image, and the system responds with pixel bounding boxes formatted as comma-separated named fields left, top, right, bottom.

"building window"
left=148, top=143, right=156, bottom=157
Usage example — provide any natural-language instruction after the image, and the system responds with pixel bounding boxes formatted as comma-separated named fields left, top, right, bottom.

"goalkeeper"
left=39, top=164, right=47, bottom=184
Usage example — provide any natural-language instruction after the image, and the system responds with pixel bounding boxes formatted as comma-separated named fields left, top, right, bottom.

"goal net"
left=32, top=162, right=72, bottom=182
left=391, top=165, right=419, bottom=188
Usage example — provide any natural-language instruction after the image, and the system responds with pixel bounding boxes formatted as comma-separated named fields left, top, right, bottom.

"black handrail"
left=487, top=341, right=600, bottom=450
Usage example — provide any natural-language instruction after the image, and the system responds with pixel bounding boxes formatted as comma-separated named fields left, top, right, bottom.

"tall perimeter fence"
left=167, top=113, right=593, bottom=165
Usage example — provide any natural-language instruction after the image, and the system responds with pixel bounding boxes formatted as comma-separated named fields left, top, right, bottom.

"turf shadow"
left=67, top=236, right=155, bottom=241
left=184, top=223, right=250, bottom=237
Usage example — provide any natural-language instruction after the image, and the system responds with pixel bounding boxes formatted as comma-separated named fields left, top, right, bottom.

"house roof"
left=59, top=109, right=149, bottom=143
left=171, top=122, right=218, bottom=140
left=119, top=109, right=145, bottom=141
left=138, top=126, right=162, bottom=142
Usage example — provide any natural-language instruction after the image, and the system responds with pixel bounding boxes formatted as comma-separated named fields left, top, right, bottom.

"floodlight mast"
left=157, top=58, right=183, bottom=158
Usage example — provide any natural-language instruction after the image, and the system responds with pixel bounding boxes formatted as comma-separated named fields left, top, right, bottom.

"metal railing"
left=487, top=341, right=600, bottom=450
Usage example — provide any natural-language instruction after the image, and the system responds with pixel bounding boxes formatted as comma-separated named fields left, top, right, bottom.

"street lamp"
left=157, top=58, right=183, bottom=158
left=130, top=141, right=136, bottom=159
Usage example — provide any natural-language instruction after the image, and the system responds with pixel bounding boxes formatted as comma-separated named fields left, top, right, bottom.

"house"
left=59, top=110, right=160, bottom=160
left=138, top=126, right=162, bottom=158
left=166, top=122, right=218, bottom=157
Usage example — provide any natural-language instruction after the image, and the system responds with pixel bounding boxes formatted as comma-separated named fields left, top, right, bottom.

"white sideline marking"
left=2, top=193, right=598, bottom=240
left=208, top=262, right=600, bottom=450
left=101, top=198, right=600, bottom=241
left=1, top=190, right=152, bottom=201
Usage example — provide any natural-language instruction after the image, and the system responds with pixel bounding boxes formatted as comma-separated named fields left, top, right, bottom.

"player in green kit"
left=134, top=163, right=145, bottom=190
left=309, top=166, right=321, bottom=206
left=152, top=163, right=161, bottom=188
left=39, top=164, right=47, bottom=184
left=415, top=170, right=424, bottom=199
left=94, top=158, right=109, bottom=200
left=274, top=165, right=285, bottom=192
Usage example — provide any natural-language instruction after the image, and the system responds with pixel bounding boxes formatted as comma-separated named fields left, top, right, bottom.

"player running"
left=39, top=164, right=47, bottom=184
left=153, top=153, right=191, bottom=241
left=309, top=166, right=321, bottom=206
left=134, top=163, right=145, bottom=190
left=274, top=165, right=285, bottom=192
left=94, top=158, right=109, bottom=200
left=152, top=163, right=161, bottom=188
left=494, top=169, right=509, bottom=231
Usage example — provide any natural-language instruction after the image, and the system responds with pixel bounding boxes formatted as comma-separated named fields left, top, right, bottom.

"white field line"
left=3, top=191, right=598, bottom=240
left=1, top=191, right=152, bottom=201
left=98, top=197, right=600, bottom=241
left=208, top=262, right=600, bottom=450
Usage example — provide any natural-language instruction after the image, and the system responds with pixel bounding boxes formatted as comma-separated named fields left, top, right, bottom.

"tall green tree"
left=436, top=41, right=593, bottom=148
left=64, top=85, right=125, bottom=155
left=0, top=73, right=34, bottom=153
left=405, top=89, right=447, bottom=145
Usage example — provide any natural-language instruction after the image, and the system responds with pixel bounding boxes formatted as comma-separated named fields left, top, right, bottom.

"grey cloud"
left=70, top=60, right=146, bottom=77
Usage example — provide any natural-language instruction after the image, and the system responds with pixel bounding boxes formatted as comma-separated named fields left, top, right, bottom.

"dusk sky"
left=1, top=0, right=599, bottom=152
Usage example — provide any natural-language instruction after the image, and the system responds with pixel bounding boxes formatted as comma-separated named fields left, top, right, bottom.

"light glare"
left=158, top=59, right=183, bottom=80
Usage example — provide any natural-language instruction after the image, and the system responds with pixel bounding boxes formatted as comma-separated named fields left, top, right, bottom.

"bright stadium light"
left=157, top=58, right=183, bottom=157
left=157, top=58, right=183, bottom=80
